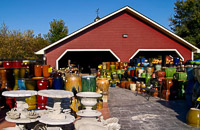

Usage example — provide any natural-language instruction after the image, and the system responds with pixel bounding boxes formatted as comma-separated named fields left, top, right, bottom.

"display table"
left=37, top=90, right=75, bottom=127
left=2, top=90, right=38, bottom=129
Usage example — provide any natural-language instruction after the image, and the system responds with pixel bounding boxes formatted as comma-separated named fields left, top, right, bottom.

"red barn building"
left=36, top=6, right=200, bottom=70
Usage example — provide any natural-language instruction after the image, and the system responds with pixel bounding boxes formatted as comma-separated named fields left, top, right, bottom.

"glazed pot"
left=37, top=79, right=49, bottom=90
left=156, top=71, right=165, bottom=78
left=18, top=79, right=26, bottom=90
left=81, top=75, right=96, bottom=92
left=147, top=67, right=154, bottom=75
left=3, top=61, right=12, bottom=68
left=53, top=77, right=63, bottom=90
left=119, top=62, right=123, bottom=69
left=26, top=96, right=37, bottom=110
left=0, top=68, right=7, bottom=81
left=42, top=65, right=50, bottom=77
left=141, top=73, right=146, bottom=78
left=186, top=108, right=200, bottom=127
left=37, top=95, right=47, bottom=109
left=141, top=82, right=146, bottom=92
left=136, top=81, right=141, bottom=92
left=110, top=65, right=116, bottom=72
left=12, top=60, right=22, bottom=68
left=173, top=72, right=187, bottom=81
left=115, top=62, right=119, bottom=70
left=65, top=74, right=82, bottom=92
left=138, top=69, right=144, bottom=78
left=130, top=69, right=135, bottom=77
left=173, top=57, right=180, bottom=65
left=155, top=64, right=161, bottom=71
left=19, top=68, right=26, bottom=78
left=165, top=67, right=176, bottom=79
left=130, top=83, right=136, bottom=92
left=34, top=65, right=42, bottom=77
left=102, top=62, right=106, bottom=70
left=106, top=62, right=110, bottom=70
left=126, top=81, right=134, bottom=89
left=96, top=78, right=109, bottom=95
left=123, top=62, right=128, bottom=69
left=25, top=78, right=36, bottom=90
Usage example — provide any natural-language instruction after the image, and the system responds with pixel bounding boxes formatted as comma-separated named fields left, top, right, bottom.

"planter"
left=81, top=75, right=96, bottom=92
left=37, top=79, right=49, bottom=90
left=186, top=108, right=200, bottom=127
left=96, top=78, right=109, bottom=95
left=34, top=65, right=42, bottom=77
left=65, top=74, right=82, bottom=92
left=53, top=77, right=63, bottom=90
left=42, top=65, right=50, bottom=77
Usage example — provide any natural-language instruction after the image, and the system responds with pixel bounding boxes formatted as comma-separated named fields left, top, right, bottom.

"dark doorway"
left=58, top=51, right=119, bottom=73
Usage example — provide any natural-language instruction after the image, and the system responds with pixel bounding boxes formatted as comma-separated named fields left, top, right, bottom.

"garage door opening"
left=129, top=49, right=184, bottom=66
left=57, top=50, right=120, bottom=73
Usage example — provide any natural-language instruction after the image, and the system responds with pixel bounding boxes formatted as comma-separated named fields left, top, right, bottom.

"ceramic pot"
left=25, top=78, right=36, bottom=90
left=37, top=79, right=49, bottom=90
left=130, top=83, right=136, bottom=92
left=138, top=69, right=144, bottom=78
left=26, top=96, right=37, bottom=110
left=65, top=74, right=82, bottom=92
left=186, top=108, right=200, bottom=127
left=3, top=61, right=12, bottom=68
left=37, top=95, right=47, bottom=109
left=147, top=67, right=154, bottom=76
left=0, top=68, right=7, bottom=82
left=120, top=81, right=126, bottom=88
left=34, top=65, right=42, bottom=77
left=173, top=57, right=180, bottom=65
left=130, top=69, right=135, bottom=77
left=173, top=72, right=187, bottom=81
left=42, top=65, right=50, bottom=77
left=81, top=75, right=96, bottom=92
left=141, top=82, right=146, bottom=92
left=106, top=62, right=110, bottom=70
left=53, top=77, right=63, bottom=90
left=110, top=65, right=116, bottom=72
left=136, top=81, right=141, bottom=92
left=18, top=79, right=26, bottom=90
left=119, top=62, right=123, bottom=69
left=156, top=71, right=165, bottom=79
left=123, top=62, right=128, bottom=69
left=19, top=68, right=26, bottom=78
left=126, top=81, right=134, bottom=89
left=145, top=73, right=151, bottom=88
left=155, top=64, right=161, bottom=71
left=101, top=62, right=106, bottom=70
left=115, top=62, right=119, bottom=70
left=141, top=73, right=146, bottom=78
left=165, top=67, right=176, bottom=79
left=96, top=78, right=109, bottom=95
left=12, top=60, right=22, bottom=68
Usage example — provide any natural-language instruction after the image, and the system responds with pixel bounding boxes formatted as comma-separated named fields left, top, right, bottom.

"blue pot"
left=173, top=57, right=180, bottom=65
left=53, top=77, right=63, bottom=90
left=18, top=79, right=26, bottom=90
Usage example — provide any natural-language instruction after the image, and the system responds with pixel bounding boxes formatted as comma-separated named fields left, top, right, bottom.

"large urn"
left=81, top=75, right=96, bottom=92
left=96, top=78, right=109, bottom=95
left=186, top=108, right=200, bottom=127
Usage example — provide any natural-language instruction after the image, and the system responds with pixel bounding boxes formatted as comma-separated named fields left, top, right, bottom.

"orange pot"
left=34, top=65, right=42, bottom=77
left=43, top=65, right=50, bottom=77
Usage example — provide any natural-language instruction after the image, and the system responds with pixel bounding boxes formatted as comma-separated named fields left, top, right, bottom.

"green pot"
left=81, top=75, right=96, bottom=92
left=165, top=67, right=176, bottom=79
left=173, top=72, right=187, bottom=81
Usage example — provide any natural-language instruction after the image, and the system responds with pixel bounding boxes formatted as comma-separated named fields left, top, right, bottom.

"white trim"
left=56, top=49, right=120, bottom=70
left=129, top=49, right=184, bottom=61
left=35, top=6, right=199, bottom=55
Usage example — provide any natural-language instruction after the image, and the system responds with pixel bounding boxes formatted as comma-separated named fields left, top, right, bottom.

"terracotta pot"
left=126, top=81, right=134, bottom=89
left=65, top=74, right=82, bottom=92
left=115, top=62, right=119, bottom=70
left=96, top=78, right=109, bottom=95
left=106, top=62, right=110, bottom=70
left=34, top=65, right=42, bottom=77
left=186, top=108, right=200, bottom=127
left=42, top=65, right=50, bottom=77
left=120, top=81, right=127, bottom=88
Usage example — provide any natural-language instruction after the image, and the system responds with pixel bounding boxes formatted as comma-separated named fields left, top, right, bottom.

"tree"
left=47, top=19, right=68, bottom=43
left=169, top=0, right=200, bottom=48
left=0, top=23, right=50, bottom=59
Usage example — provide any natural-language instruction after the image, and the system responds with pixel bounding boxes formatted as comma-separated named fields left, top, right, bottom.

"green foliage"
left=169, top=0, right=200, bottom=48
left=47, top=19, right=68, bottom=43
left=0, top=23, right=50, bottom=59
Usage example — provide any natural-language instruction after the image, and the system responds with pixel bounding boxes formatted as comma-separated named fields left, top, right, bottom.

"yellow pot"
left=186, top=108, right=200, bottom=127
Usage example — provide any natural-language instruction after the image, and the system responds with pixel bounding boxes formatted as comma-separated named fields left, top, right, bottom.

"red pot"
left=12, top=61, right=22, bottom=68
left=37, top=79, right=49, bottom=90
left=37, top=95, right=47, bottom=109
left=130, top=70, right=135, bottom=77
left=3, top=61, right=12, bottom=68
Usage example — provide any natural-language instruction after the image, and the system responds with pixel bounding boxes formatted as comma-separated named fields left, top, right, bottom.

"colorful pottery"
left=173, top=72, right=187, bottom=81
left=65, top=74, right=82, bottom=92
left=106, top=62, right=110, bottom=70
left=126, top=81, right=134, bottom=89
left=162, top=79, right=173, bottom=101
left=186, top=108, right=200, bottom=127
left=37, top=79, right=49, bottom=90
left=25, top=78, right=36, bottom=90
left=96, top=78, right=109, bottom=95
left=37, top=95, right=47, bottom=109
left=81, top=75, right=96, bottom=92
left=18, top=79, right=26, bottom=90
left=173, top=57, right=180, bottom=65
left=147, top=67, right=154, bottom=76
left=165, top=67, right=176, bottom=79
left=42, top=65, right=50, bottom=77
left=3, top=61, right=12, bottom=68
left=26, top=96, right=37, bottom=110
left=53, top=77, right=63, bottom=90
left=115, top=62, right=119, bottom=70
left=120, top=81, right=126, bottom=88
left=34, top=65, right=42, bottom=77
left=155, top=64, right=161, bottom=71
left=19, top=67, right=26, bottom=78
left=12, top=60, right=22, bottom=68
left=110, top=65, right=116, bottom=72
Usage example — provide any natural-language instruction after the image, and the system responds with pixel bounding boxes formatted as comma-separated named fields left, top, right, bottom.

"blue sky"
left=0, top=0, right=177, bottom=36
